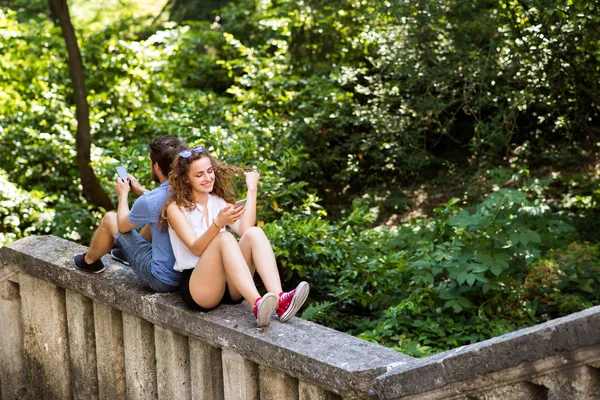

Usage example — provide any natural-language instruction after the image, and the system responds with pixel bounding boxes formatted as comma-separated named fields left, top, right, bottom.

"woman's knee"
left=213, top=231, right=238, bottom=247
left=240, top=226, right=266, bottom=243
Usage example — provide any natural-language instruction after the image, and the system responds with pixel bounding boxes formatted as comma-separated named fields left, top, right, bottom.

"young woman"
left=162, top=145, right=309, bottom=327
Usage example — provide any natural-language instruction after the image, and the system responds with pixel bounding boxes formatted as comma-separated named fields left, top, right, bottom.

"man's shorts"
left=114, top=230, right=178, bottom=293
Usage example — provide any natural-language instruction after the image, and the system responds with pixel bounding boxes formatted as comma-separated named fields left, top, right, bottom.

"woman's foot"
left=276, top=281, right=310, bottom=322
left=253, top=293, right=277, bottom=327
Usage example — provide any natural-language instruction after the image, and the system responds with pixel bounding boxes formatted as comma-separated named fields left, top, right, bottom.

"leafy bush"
left=0, top=169, right=53, bottom=245
left=264, top=188, right=585, bottom=357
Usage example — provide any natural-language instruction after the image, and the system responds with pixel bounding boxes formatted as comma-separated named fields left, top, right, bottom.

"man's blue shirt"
left=128, top=180, right=180, bottom=287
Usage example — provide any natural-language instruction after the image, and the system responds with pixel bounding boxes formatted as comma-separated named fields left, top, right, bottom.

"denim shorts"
left=114, top=230, right=178, bottom=293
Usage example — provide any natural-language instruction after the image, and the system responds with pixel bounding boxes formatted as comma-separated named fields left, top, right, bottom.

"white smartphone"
left=116, top=165, right=128, bottom=179
left=234, top=199, right=247, bottom=208
left=116, top=165, right=130, bottom=184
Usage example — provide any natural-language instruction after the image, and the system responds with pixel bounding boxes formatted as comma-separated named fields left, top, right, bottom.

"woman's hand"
left=244, top=169, right=260, bottom=192
left=215, top=204, right=245, bottom=227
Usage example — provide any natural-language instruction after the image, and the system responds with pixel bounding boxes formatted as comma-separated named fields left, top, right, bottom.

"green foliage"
left=524, top=242, right=600, bottom=318
left=269, top=187, right=584, bottom=356
left=1, top=0, right=600, bottom=359
left=0, top=169, right=53, bottom=244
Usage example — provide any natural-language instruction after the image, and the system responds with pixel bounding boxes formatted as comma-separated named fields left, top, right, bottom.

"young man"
left=73, top=136, right=184, bottom=292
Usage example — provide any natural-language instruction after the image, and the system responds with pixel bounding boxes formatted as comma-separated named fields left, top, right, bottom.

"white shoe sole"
left=256, top=293, right=277, bottom=328
left=279, top=281, right=310, bottom=323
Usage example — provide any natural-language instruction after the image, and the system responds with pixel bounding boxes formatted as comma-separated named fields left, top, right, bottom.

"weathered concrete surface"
left=6, top=235, right=600, bottom=400
left=299, top=381, right=341, bottom=400
left=66, top=290, right=99, bottom=400
left=475, top=382, right=548, bottom=400
left=259, top=365, right=299, bottom=400
left=1, top=235, right=412, bottom=398
left=155, top=325, right=191, bottom=399
left=123, top=313, right=157, bottom=400
left=376, top=307, right=600, bottom=399
left=94, top=301, right=126, bottom=399
left=222, top=349, right=259, bottom=400
left=531, top=364, right=600, bottom=400
left=189, top=338, right=224, bottom=400
left=0, top=277, right=24, bottom=399
left=20, top=273, right=71, bottom=399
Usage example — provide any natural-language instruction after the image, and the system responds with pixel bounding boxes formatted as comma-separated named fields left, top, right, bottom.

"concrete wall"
left=0, top=236, right=599, bottom=400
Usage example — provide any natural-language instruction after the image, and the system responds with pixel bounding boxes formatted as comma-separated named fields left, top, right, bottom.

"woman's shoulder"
left=166, top=201, right=185, bottom=214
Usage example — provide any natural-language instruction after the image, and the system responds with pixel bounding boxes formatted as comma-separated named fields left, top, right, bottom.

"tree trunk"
left=48, top=0, right=114, bottom=210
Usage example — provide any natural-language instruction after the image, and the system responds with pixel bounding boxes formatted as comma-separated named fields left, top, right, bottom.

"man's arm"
left=115, top=178, right=137, bottom=233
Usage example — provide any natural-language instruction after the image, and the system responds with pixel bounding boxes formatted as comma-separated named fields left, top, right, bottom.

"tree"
left=47, top=0, right=113, bottom=210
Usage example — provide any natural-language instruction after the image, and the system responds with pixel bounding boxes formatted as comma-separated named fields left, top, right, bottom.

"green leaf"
left=466, top=273, right=476, bottom=286
left=490, top=264, right=503, bottom=276
left=457, top=271, right=467, bottom=285
left=579, top=279, right=594, bottom=293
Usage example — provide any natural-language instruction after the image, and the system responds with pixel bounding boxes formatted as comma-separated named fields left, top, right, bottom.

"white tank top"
left=168, top=194, right=227, bottom=271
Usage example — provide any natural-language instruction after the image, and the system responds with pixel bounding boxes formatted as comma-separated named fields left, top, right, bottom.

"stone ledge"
left=376, top=300, right=600, bottom=399
left=0, top=235, right=413, bottom=399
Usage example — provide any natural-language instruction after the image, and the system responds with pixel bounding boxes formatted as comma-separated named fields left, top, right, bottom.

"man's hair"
left=149, top=136, right=184, bottom=177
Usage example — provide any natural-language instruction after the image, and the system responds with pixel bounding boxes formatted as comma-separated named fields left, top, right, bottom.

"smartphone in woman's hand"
left=234, top=199, right=247, bottom=208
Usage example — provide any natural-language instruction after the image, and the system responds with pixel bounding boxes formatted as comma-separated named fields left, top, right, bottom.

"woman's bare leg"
left=228, top=227, right=283, bottom=301
left=189, top=232, right=261, bottom=309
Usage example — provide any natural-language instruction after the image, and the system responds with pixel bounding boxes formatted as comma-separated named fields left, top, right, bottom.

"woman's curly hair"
left=159, top=147, right=246, bottom=231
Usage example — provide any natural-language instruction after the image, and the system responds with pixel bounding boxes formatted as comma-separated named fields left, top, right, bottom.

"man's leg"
left=115, top=230, right=177, bottom=292
left=85, top=212, right=118, bottom=264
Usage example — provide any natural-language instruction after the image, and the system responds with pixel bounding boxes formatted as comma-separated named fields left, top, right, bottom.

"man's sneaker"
left=73, top=253, right=105, bottom=274
left=253, top=293, right=277, bottom=328
left=276, top=281, right=310, bottom=323
left=110, top=248, right=130, bottom=266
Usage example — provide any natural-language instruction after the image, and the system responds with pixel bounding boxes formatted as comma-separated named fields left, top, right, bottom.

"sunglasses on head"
left=179, top=145, right=204, bottom=158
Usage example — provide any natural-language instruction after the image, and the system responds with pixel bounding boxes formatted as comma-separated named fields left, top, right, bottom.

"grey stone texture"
left=222, top=349, right=259, bottom=400
left=299, top=381, right=342, bottom=400
left=66, top=290, right=99, bottom=400
left=2, top=235, right=600, bottom=400
left=123, top=312, right=157, bottom=400
left=155, top=325, right=191, bottom=399
left=94, top=301, right=126, bottom=399
left=0, top=276, right=24, bottom=399
left=531, top=364, right=600, bottom=400
left=259, top=365, right=299, bottom=400
left=189, top=338, right=224, bottom=400
left=20, top=273, right=71, bottom=399
left=474, top=382, right=549, bottom=400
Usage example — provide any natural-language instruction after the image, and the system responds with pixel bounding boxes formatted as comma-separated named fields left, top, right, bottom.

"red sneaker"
left=253, top=293, right=277, bottom=327
left=276, top=281, right=310, bottom=322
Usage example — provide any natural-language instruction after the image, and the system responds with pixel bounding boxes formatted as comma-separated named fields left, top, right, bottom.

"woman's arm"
left=167, top=203, right=222, bottom=257
left=167, top=202, right=245, bottom=256
left=231, top=171, right=259, bottom=236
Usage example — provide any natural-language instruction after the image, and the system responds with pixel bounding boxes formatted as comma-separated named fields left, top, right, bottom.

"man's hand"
left=115, top=177, right=130, bottom=198
left=127, top=174, right=148, bottom=196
